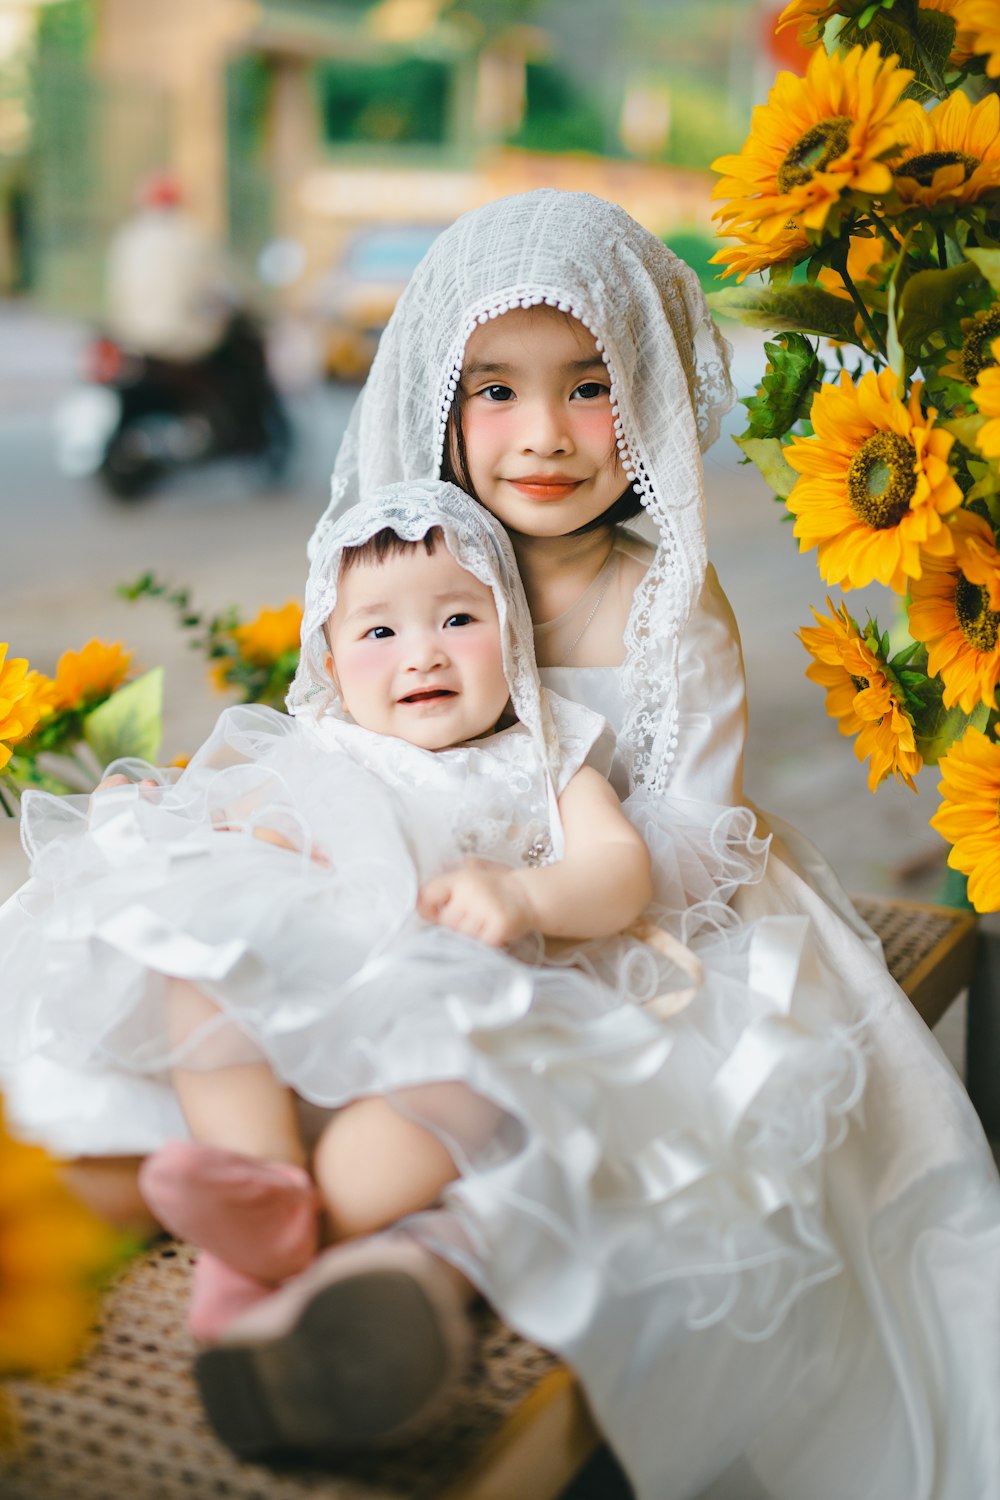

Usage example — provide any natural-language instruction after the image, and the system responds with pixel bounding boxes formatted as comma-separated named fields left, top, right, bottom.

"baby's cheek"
left=336, top=643, right=391, bottom=698
left=454, top=632, right=507, bottom=691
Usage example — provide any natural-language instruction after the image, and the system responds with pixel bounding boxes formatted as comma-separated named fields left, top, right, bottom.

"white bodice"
left=540, top=561, right=747, bottom=806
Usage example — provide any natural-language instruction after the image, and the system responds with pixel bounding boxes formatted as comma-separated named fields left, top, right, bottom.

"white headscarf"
left=289, top=478, right=565, bottom=782
left=308, top=188, right=735, bottom=794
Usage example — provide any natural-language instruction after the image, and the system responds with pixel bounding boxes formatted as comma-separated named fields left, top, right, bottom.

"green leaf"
left=916, top=698, right=991, bottom=765
left=965, top=248, right=1000, bottom=297
left=841, top=9, right=955, bottom=100
left=893, top=261, right=981, bottom=358
left=707, top=285, right=860, bottom=342
left=740, top=333, right=822, bottom=442
left=82, top=668, right=164, bottom=769
left=966, top=458, right=1000, bottom=504
left=941, top=412, right=987, bottom=449
left=732, top=436, right=799, bottom=498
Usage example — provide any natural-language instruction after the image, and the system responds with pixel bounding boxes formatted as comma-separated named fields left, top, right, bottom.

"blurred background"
left=0, top=0, right=949, bottom=914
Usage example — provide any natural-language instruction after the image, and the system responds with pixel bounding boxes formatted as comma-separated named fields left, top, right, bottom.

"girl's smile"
left=456, top=305, right=626, bottom=538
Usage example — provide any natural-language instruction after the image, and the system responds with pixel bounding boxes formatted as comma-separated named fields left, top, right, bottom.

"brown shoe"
left=194, top=1232, right=472, bottom=1460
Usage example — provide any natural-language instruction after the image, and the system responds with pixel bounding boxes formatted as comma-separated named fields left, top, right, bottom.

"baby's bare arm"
left=418, top=767, right=652, bottom=946
left=511, top=766, right=652, bottom=939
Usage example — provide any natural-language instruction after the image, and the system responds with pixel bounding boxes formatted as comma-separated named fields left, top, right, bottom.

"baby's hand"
left=418, top=859, right=536, bottom=948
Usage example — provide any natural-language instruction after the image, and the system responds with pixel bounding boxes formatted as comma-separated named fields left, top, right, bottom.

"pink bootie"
left=139, top=1141, right=320, bottom=1283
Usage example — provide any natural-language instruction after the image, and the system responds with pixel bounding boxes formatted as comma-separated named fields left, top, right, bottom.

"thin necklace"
left=552, top=551, right=618, bottom=667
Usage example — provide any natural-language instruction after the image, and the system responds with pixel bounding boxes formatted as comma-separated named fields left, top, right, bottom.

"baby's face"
left=325, top=542, right=510, bottom=750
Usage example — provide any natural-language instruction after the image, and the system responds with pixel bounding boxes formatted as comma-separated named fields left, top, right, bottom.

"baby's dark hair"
left=439, top=390, right=643, bottom=536
left=339, top=525, right=444, bottom=573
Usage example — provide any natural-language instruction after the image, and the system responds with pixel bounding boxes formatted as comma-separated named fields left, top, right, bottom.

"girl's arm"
left=418, top=766, right=652, bottom=947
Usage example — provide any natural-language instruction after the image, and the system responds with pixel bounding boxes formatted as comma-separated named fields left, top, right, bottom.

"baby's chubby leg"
left=167, top=978, right=306, bottom=1168
left=313, top=1081, right=503, bottom=1241
left=60, top=1156, right=159, bottom=1237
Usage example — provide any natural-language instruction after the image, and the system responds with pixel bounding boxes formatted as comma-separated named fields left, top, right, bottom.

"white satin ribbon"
left=95, top=904, right=250, bottom=981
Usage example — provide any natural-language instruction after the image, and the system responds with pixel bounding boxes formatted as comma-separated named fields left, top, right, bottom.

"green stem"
left=867, top=208, right=903, bottom=250
left=0, top=777, right=17, bottom=818
left=936, top=224, right=949, bottom=268
left=837, top=254, right=888, bottom=362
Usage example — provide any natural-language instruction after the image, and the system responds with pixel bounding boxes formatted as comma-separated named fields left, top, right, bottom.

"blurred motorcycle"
left=55, top=312, right=293, bottom=499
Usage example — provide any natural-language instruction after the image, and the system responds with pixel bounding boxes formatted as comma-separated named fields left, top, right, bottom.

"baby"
left=1, top=481, right=660, bottom=1374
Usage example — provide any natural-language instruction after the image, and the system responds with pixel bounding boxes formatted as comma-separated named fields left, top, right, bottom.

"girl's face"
left=325, top=542, right=510, bottom=751
left=455, top=305, right=624, bottom=538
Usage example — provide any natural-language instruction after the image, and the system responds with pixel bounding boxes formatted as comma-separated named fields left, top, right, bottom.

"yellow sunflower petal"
left=51, top=640, right=133, bottom=714
left=231, top=602, right=303, bottom=667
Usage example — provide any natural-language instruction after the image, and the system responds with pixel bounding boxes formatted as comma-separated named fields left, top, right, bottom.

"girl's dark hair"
left=340, top=525, right=443, bottom=573
left=440, top=390, right=643, bottom=537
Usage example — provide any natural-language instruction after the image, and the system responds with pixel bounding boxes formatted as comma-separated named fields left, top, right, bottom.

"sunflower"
left=798, top=598, right=921, bottom=790
left=0, top=646, right=52, bottom=770
left=963, top=0, right=1000, bottom=77
left=785, top=369, right=962, bottom=592
left=710, top=222, right=811, bottom=283
left=909, top=512, right=1000, bottom=713
left=891, top=91, right=1000, bottom=210
left=930, top=726, right=1000, bottom=912
left=231, top=601, right=303, bottom=667
left=712, top=45, right=914, bottom=244
left=0, top=1098, right=122, bottom=1379
left=50, top=640, right=133, bottom=714
left=974, top=337, right=1000, bottom=459
left=940, top=306, right=1000, bottom=384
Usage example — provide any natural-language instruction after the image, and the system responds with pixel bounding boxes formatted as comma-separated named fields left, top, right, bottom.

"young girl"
left=277, top=190, right=998, bottom=1499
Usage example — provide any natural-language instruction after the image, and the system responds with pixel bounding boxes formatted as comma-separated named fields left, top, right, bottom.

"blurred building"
left=5, top=0, right=761, bottom=314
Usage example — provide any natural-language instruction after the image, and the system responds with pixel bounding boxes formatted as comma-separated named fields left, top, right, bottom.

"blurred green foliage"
left=317, top=57, right=451, bottom=146
left=662, top=230, right=721, bottom=290
left=36, top=0, right=94, bottom=56
left=508, top=63, right=606, bottom=155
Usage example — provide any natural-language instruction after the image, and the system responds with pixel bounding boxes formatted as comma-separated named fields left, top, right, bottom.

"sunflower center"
left=846, top=431, right=918, bottom=530
left=960, top=307, right=1000, bottom=383
left=777, top=116, right=854, bottom=193
left=955, top=574, right=1000, bottom=653
left=895, top=149, right=980, bottom=187
left=850, top=674, right=870, bottom=693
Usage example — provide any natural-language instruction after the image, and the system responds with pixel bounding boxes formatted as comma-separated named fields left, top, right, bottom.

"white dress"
left=1, top=694, right=905, bottom=1500
left=526, top=652, right=1000, bottom=1500
left=0, top=691, right=623, bottom=1133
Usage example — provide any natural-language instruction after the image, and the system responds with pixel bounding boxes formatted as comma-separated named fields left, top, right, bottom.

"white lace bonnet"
left=307, top=189, right=735, bottom=792
left=288, top=478, right=563, bottom=775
